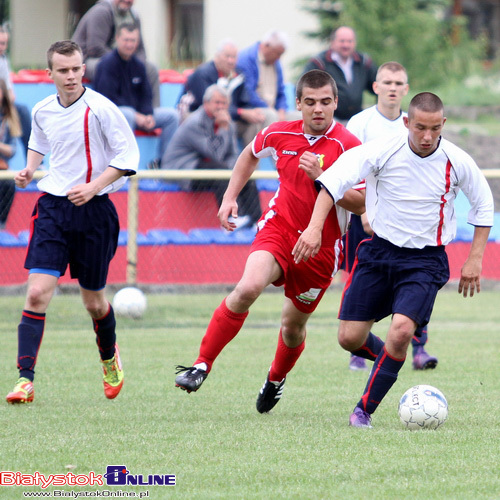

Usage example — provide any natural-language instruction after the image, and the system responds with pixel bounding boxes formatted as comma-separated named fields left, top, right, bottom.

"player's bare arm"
left=336, top=187, right=365, bottom=215
left=298, top=151, right=323, bottom=180
left=219, top=143, right=259, bottom=231
left=292, top=187, right=334, bottom=263
left=458, top=225, right=490, bottom=298
left=67, top=166, right=128, bottom=206
left=15, top=150, right=45, bottom=188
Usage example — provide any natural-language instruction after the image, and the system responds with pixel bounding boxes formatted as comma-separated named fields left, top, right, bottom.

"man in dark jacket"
left=72, top=0, right=160, bottom=106
left=303, top=26, right=377, bottom=122
left=94, top=23, right=178, bottom=167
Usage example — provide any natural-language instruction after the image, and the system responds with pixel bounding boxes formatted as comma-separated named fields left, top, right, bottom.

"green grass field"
left=0, top=287, right=499, bottom=500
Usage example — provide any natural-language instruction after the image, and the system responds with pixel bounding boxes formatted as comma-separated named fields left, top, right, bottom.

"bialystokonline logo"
left=0, top=466, right=175, bottom=489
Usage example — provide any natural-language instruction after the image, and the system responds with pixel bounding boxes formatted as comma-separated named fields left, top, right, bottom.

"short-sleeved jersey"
left=29, top=87, right=139, bottom=196
left=252, top=119, right=361, bottom=246
left=317, top=134, right=494, bottom=248
left=346, top=105, right=407, bottom=143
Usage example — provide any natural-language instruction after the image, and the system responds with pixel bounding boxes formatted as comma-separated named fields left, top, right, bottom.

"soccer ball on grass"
left=112, top=287, right=147, bottom=319
left=398, top=384, right=448, bottom=430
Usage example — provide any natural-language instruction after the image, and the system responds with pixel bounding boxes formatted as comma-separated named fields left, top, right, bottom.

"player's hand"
left=292, top=226, right=322, bottom=264
left=298, top=151, right=322, bottom=181
left=14, top=169, right=33, bottom=189
left=67, top=183, right=98, bottom=206
left=458, top=258, right=482, bottom=297
left=218, top=199, right=239, bottom=231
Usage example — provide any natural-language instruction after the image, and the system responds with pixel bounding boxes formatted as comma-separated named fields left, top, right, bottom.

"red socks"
left=269, top=330, right=305, bottom=382
left=195, top=298, right=248, bottom=372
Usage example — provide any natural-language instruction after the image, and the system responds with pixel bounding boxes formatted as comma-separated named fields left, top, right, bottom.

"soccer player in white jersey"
left=6, top=40, right=139, bottom=404
left=175, top=70, right=364, bottom=413
left=345, top=62, right=439, bottom=372
left=293, top=92, right=494, bottom=427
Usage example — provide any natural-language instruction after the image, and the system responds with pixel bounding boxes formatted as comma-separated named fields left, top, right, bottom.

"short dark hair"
left=296, top=69, right=338, bottom=100
left=116, top=22, right=140, bottom=37
left=408, top=92, right=443, bottom=119
left=47, top=40, right=83, bottom=69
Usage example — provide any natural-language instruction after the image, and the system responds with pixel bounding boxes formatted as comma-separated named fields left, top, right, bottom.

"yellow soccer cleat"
left=6, top=377, right=34, bottom=404
left=101, top=344, right=124, bottom=399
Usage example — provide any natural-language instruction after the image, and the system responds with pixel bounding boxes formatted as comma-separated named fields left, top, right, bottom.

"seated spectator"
left=236, top=30, right=300, bottom=146
left=72, top=0, right=160, bottom=107
left=162, top=84, right=261, bottom=230
left=0, top=78, right=21, bottom=229
left=0, top=26, right=31, bottom=155
left=178, top=39, right=267, bottom=137
left=94, top=23, right=179, bottom=169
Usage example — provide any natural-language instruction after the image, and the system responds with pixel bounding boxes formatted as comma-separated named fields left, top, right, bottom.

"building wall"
left=9, top=0, right=322, bottom=80
left=11, top=0, right=68, bottom=69
left=203, top=0, right=321, bottom=81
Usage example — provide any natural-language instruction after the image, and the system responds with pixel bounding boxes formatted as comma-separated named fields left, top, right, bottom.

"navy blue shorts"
left=25, top=193, right=119, bottom=290
left=339, top=234, right=450, bottom=327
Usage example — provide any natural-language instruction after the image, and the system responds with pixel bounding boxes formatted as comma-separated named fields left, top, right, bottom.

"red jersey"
left=253, top=119, right=361, bottom=246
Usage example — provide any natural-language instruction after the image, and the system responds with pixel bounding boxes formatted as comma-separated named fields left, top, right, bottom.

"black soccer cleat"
left=175, top=365, right=208, bottom=393
left=256, top=373, right=286, bottom=413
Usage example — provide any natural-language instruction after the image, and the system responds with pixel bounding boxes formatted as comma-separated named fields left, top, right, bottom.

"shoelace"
left=103, top=358, right=119, bottom=382
left=175, top=365, right=196, bottom=374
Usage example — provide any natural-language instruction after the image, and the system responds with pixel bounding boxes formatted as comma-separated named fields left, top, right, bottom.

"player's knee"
left=389, top=316, right=415, bottom=347
left=281, top=324, right=305, bottom=346
left=25, top=285, right=50, bottom=310
left=83, top=298, right=107, bottom=318
left=338, top=326, right=364, bottom=351
left=232, top=282, right=264, bottom=308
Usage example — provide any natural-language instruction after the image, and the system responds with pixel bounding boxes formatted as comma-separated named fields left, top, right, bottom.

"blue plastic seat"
left=0, top=231, right=22, bottom=247
left=188, top=228, right=256, bottom=245
left=146, top=229, right=192, bottom=244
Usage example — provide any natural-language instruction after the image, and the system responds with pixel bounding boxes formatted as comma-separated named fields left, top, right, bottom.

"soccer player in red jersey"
left=175, top=69, right=364, bottom=412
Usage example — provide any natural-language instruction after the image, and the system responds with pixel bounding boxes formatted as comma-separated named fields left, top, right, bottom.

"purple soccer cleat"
left=412, top=347, right=438, bottom=370
left=349, top=354, right=369, bottom=371
left=349, top=406, right=373, bottom=428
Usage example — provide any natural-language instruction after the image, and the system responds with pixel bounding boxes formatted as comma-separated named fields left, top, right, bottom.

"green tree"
left=303, top=0, right=485, bottom=89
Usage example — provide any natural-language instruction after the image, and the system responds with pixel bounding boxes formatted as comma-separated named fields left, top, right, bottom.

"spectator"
left=94, top=23, right=179, bottom=169
left=162, top=84, right=261, bottom=229
left=236, top=31, right=300, bottom=146
left=0, top=26, right=31, bottom=155
left=178, top=39, right=266, bottom=135
left=72, top=0, right=160, bottom=107
left=0, top=78, right=21, bottom=229
left=304, top=26, right=377, bottom=122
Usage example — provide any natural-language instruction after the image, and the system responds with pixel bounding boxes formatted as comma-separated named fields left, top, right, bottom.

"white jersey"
left=29, top=87, right=139, bottom=196
left=317, top=133, right=494, bottom=248
left=346, top=105, right=406, bottom=143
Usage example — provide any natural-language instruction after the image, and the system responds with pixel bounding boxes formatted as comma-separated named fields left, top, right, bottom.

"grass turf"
left=0, top=288, right=499, bottom=499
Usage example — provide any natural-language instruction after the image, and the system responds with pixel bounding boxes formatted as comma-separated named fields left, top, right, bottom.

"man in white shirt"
left=6, top=40, right=139, bottom=405
left=345, top=61, right=439, bottom=372
left=293, top=92, right=494, bottom=428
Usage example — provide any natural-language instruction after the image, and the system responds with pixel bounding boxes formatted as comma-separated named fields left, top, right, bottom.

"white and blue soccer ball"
left=112, top=287, right=147, bottom=319
left=398, top=384, right=448, bottom=430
